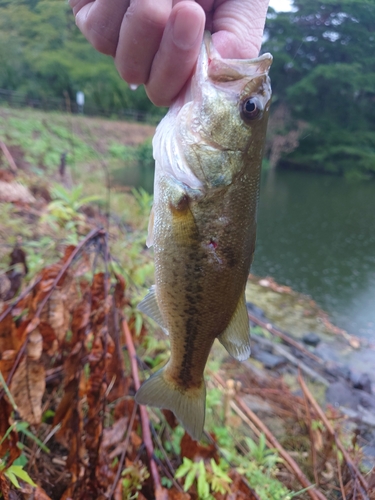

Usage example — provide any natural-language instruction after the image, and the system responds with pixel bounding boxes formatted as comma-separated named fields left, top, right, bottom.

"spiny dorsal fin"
left=138, top=285, right=168, bottom=334
left=218, top=293, right=251, bottom=361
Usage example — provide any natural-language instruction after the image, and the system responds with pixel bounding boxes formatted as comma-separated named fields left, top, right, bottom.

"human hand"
left=70, top=0, right=269, bottom=107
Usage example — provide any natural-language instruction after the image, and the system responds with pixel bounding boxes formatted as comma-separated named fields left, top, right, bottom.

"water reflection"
left=254, top=169, right=375, bottom=340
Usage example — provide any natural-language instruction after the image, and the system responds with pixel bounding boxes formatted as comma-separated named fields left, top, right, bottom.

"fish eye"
left=241, top=97, right=262, bottom=122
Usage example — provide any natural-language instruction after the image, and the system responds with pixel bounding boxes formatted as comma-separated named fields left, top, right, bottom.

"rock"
left=325, top=381, right=360, bottom=410
left=303, top=332, right=321, bottom=347
left=358, top=392, right=375, bottom=410
left=362, top=445, right=375, bottom=470
left=252, top=350, right=287, bottom=370
left=314, top=342, right=338, bottom=363
left=246, top=302, right=266, bottom=320
left=351, top=372, right=372, bottom=394
left=325, top=362, right=351, bottom=380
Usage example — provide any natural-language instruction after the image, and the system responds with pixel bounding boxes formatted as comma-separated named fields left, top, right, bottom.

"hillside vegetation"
left=0, top=0, right=374, bottom=177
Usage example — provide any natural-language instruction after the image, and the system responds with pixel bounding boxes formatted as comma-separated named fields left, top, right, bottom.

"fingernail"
left=172, top=7, right=203, bottom=50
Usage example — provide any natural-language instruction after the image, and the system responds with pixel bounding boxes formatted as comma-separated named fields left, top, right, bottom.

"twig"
left=212, top=372, right=327, bottom=500
left=248, top=312, right=323, bottom=365
left=336, top=451, right=347, bottom=500
left=107, top=403, right=137, bottom=499
left=0, top=141, right=18, bottom=171
left=150, top=423, right=182, bottom=489
left=35, top=227, right=104, bottom=319
left=122, top=319, right=162, bottom=496
left=0, top=276, right=41, bottom=323
left=229, top=399, right=273, bottom=448
left=301, top=381, right=320, bottom=487
left=298, top=372, right=368, bottom=494
left=0, top=227, right=104, bottom=402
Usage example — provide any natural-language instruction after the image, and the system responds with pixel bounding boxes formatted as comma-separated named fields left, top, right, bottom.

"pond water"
left=254, top=169, right=375, bottom=342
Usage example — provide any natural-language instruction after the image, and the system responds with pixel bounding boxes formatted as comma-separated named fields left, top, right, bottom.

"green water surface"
left=254, top=169, right=375, bottom=341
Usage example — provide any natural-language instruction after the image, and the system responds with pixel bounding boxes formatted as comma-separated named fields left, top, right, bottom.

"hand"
left=70, top=0, right=269, bottom=107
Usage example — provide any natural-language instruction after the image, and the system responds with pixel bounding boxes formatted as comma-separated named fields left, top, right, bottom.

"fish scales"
left=136, top=33, right=272, bottom=440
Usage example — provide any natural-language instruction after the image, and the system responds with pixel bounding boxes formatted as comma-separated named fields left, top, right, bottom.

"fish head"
left=153, top=33, right=272, bottom=191
left=177, top=34, right=272, bottom=188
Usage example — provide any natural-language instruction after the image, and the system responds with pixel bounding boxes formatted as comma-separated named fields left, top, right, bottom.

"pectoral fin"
left=218, top=294, right=251, bottom=361
left=138, top=286, right=168, bottom=334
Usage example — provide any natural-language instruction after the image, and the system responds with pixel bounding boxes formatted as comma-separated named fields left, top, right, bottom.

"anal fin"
left=218, top=293, right=251, bottom=361
left=138, top=285, right=168, bottom=334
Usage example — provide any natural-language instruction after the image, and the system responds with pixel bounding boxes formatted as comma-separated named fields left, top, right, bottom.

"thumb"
left=210, top=0, right=269, bottom=59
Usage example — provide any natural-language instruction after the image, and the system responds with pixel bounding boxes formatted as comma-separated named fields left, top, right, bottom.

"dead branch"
left=212, top=372, right=327, bottom=500
left=0, top=141, right=18, bottom=172
left=0, top=277, right=41, bottom=324
left=107, top=403, right=137, bottom=499
left=122, top=319, right=163, bottom=498
left=298, top=372, right=368, bottom=494
left=336, top=451, right=347, bottom=500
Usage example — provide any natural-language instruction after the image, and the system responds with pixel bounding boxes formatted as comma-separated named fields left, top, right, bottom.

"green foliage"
left=0, top=109, right=97, bottom=171
left=263, top=0, right=375, bottom=177
left=42, top=184, right=101, bottom=244
left=0, top=375, right=48, bottom=494
left=0, top=0, right=163, bottom=118
left=0, top=460, right=37, bottom=490
left=121, top=462, right=150, bottom=499
left=175, top=458, right=232, bottom=499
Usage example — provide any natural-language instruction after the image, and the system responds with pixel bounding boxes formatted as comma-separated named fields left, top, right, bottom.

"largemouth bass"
left=135, top=34, right=272, bottom=440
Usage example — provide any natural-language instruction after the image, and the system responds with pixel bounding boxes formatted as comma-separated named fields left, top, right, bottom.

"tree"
left=263, top=0, right=375, bottom=177
left=0, top=0, right=161, bottom=117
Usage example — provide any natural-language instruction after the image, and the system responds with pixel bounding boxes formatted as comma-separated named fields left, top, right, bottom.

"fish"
left=135, top=33, right=272, bottom=441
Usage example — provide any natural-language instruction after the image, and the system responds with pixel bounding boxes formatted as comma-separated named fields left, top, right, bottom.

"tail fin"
left=135, top=367, right=206, bottom=441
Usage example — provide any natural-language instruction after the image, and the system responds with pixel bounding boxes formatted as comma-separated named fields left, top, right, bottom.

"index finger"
left=70, top=0, right=130, bottom=56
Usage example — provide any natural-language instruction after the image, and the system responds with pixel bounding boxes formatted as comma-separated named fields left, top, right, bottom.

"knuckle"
left=81, top=16, right=117, bottom=56
left=132, top=0, right=169, bottom=31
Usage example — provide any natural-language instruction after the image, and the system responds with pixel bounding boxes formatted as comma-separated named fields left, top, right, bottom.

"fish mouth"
left=177, top=32, right=272, bottom=112
left=203, top=33, right=272, bottom=83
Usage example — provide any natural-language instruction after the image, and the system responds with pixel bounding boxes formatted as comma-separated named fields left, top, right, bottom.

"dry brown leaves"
left=0, top=237, right=135, bottom=499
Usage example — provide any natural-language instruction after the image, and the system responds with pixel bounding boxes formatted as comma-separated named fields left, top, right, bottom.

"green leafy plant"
left=0, top=374, right=48, bottom=495
left=244, top=434, right=281, bottom=470
left=131, top=187, right=153, bottom=217
left=0, top=458, right=37, bottom=491
left=46, top=184, right=101, bottom=222
left=175, top=458, right=232, bottom=499
left=121, top=462, right=150, bottom=499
